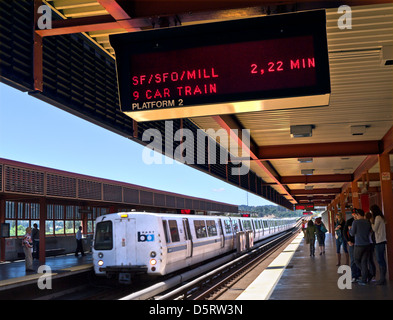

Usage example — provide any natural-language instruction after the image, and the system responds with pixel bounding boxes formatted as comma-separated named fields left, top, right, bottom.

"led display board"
left=111, top=10, right=330, bottom=121
left=296, top=203, right=315, bottom=210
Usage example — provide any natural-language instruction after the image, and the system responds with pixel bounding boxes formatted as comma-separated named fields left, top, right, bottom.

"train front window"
left=94, top=221, right=113, bottom=250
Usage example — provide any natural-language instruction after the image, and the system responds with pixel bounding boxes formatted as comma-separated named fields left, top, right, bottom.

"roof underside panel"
left=2, top=1, right=392, bottom=210
left=0, top=0, right=34, bottom=91
left=0, top=0, right=294, bottom=210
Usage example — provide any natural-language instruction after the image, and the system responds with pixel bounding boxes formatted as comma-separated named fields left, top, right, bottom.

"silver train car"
left=92, top=212, right=296, bottom=280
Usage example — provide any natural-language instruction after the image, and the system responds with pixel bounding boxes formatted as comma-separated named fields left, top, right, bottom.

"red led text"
left=132, top=68, right=219, bottom=86
left=131, top=67, right=220, bottom=102
left=250, top=57, right=315, bottom=75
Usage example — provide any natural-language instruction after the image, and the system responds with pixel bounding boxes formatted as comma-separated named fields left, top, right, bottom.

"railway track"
left=36, top=224, right=300, bottom=300
left=119, top=224, right=300, bottom=301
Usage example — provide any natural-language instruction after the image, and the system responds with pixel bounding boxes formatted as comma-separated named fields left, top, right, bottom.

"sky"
left=0, top=82, right=275, bottom=207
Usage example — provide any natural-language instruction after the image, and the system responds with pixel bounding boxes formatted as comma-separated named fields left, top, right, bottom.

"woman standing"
left=370, top=204, right=387, bottom=285
left=305, top=220, right=317, bottom=257
left=22, top=227, right=34, bottom=272
left=335, top=213, right=349, bottom=266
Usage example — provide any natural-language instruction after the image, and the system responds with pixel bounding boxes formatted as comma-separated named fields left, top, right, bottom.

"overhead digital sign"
left=296, top=204, right=315, bottom=211
left=111, top=10, right=330, bottom=121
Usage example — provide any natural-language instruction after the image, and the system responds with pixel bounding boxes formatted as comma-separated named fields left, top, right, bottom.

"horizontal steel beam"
left=289, top=188, right=341, bottom=195
left=36, top=15, right=121, bottom=37
left=281, top=174, right=353, bottom=184
left=258, top=140, right=381, bottom=160
left=295, top=195, right=335, bottom=201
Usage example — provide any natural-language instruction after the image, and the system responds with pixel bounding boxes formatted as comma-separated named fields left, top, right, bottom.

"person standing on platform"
left=334, top=213, right=349, bottom=266
left=301, top=219, right=307, bottom=237
left=370, top=204, right=387, bottom=285
left=349, top=209, right=371, bottom=285
left=344, top=210, right=361, bottom=282
left=32, top=223, right=40, bottom=260
left=75, top=226, right=85, bottom=257
left=365, top=211, right=376, bottom=282
left=305, top=220, right=317, bottom=257
left=314, top=217, right=327, bottom=255
left=22, top=227, right=34, bottom=272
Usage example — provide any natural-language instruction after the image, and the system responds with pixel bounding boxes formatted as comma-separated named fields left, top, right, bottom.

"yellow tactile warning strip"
left=60, top=264, right=93, bottom=272
left=236, top=232, right=303, bottom=300
left=0, top=264, right=92, bottom=289
left=0, top=272, right=58, bottom=288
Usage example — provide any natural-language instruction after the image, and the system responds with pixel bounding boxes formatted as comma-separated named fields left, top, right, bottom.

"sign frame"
left=111, top=10, right=330, bottom=121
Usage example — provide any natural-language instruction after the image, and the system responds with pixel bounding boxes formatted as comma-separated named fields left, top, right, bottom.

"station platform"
left=237, top=232, right=393, bottom=300
left=0, top=253, right=93, bottom=295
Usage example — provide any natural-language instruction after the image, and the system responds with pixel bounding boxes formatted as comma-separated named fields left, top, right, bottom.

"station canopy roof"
left=0, top=0, right=392, bottom=210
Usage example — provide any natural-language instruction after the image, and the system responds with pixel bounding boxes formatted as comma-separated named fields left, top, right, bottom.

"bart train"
left=92, top=212, right=297, bottom=281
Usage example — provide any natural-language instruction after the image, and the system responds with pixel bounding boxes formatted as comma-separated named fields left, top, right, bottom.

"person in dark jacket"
left=344, top=210, right=361, bottom=282
left=349, top=209, right=372, bottom=285
left=32, top=223, right=40, bottom=260
left=305, top=220, right=317, bottom=257
left=314, top=217, right=327, bottom=255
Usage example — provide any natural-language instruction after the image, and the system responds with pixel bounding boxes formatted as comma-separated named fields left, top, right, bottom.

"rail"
left=119, top=222, right=300, bottom=301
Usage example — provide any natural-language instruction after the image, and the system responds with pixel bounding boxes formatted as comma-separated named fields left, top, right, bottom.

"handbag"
left=320, top=224, right=328, bottom=233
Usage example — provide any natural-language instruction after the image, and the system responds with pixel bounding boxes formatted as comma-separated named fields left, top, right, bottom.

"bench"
left=45, top=248, right=66, bottom=256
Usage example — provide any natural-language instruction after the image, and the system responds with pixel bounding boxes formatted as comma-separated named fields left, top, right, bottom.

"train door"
left=228, top=218, right=235, bottom=249
left=115, top=218, right=137, bottom=266
left=182, top=218, right=193, bottom=258
left=218, top=219, right=225, bottom=248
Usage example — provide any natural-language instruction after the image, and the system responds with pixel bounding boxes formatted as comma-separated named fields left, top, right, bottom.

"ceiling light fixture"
left=290, top=125, right=314, bottom=138
left=301, top=169, right=314, bottom=175
left=350, top=125, right=369, bottom=136
left=381, top=45, right=393, bottom=66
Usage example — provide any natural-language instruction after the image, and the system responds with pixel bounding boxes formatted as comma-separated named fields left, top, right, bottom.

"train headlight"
left=98, top=260, right=104, bottom=266
left=150, top=251, right=157, bottom=258
left=150, top=259, right=157, bottom=266
left=98, top=252, right=104, bottom=258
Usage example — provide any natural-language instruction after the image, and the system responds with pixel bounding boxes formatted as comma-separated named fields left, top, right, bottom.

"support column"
left=0, top=198, right=5, bottom=262
left=331, top=201, right=338, bottom=232
left=340, top=193, right=346, bottom=220
left=378, top=153, right=393, bottom=280
left=34, top=0, right=43, bottom=92
left=351, top=181, right=360, bottom=209
left=360, top=193, right=370, bottom=213
left=360, top=174, right=370, bottom=212
left=80, top=206, right=89, bottom=236
left=39, top=198, right=46, bottom=265
left=327, top=204, right=332, bottom=233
